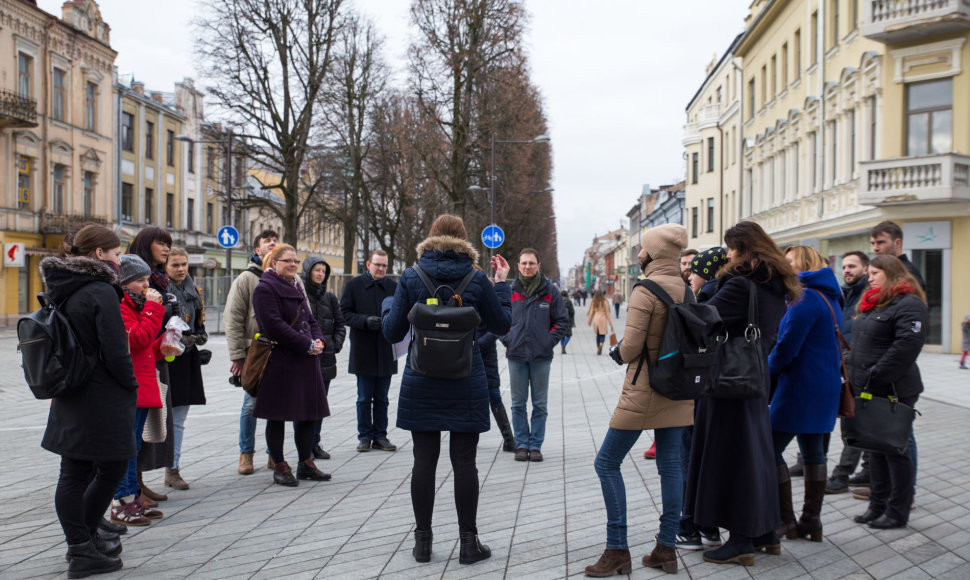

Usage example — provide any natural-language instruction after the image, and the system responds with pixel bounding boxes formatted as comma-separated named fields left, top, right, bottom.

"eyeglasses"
left=277, top=259, right=299, bottom=264
left=371, top=263, right=388, bottom=269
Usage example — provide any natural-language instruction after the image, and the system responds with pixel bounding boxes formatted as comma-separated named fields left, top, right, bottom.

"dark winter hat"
left=119, top=254, right=152, bottom=285
left=689, top=247, right=727, bottom=281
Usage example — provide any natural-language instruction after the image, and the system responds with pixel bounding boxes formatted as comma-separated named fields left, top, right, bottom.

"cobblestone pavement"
left=1, top=303, right=969, bottom=579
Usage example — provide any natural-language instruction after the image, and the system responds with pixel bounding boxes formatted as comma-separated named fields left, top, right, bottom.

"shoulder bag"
left=811, top=289, right=855, bottom=419
left=143, top=374, right=169, bottom=443
left=841, top=378, right=918, bottom=455
left=240, top=305, right=303, bottom=397
left=709, top=277, right=766, bottom=399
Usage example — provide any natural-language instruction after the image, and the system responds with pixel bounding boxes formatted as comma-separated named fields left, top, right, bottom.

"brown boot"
left=138, top=491, right=158, bottom=508
left=584, top=549, right=631, bottom=577
left=776, top=464, right=797, bottom=539
left=797, top=464, right=826, bottom=542
left=238, top=452, right=254, bottom=475
left=137, top=470, right=168, bottom=502
left=165, top=467, right=190, bottom=490
left=642, top=544, right=677, bottom=573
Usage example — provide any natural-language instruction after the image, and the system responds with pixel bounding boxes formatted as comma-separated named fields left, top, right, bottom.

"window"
left=187, top=140, right=195, bottom=174
left=84, top=82, right=97, bottom=131
left=744, top=168, right=753, bottom=216
left=828, top=120, right=838, bottom=184
left=83, top=171, right=94, bottom=216
left=830, top=0, right=840, bottom=48
left=166, top=193, right=174, bottom=227
left=691, top=207, right=699, bottom=238
left=145, top=188, right=154, bottom=224
left=810, top=12, right=818, bottom=65
left=867, top=96, right=877, bottom=160
left=187, top=198, right=195, bottom=231
left=122, top=112, right=134, bottom=152
left=716, top=86, right=722, bottom=103
left=852, top=0, right=859, bottom=30
left=145, top=121, right=154, bottom=160
left=770, top=54, right=777, bottom=96
left=52, top=164, right=65, bottom=214
left=52, top=68, right=65, bottom=121
left=793, top=142, right=800, bottom=197
left=707, top=198, right=714, bottom=233
left=708, top=137, right=715, bottom=172
left=122, top=183, right=134, bottom=221
left=809, top=131, right=818, bottom=191
left=206, top=147, right=215, bottom=178
left=17, top=53, right=32, bottom=98
left=166, top=130, right=175, bottom=166
left=760, top=65, right=767, bottom=107
left=794, top=29, right=802, bottom=79
left=748, top=78, right=756, bottom=116
left=906, top=78, right=952, bottom=156
left=17, top=156, right=31, bottom=210
left=781, top=43, right=789, bottom=87
left=849, top=109, right=857, bottom=175
left=691, top=152, right=699, bottom=184
left=206, top=202, right=214, bottom=234
left=779, top=150, right=787, bottom=201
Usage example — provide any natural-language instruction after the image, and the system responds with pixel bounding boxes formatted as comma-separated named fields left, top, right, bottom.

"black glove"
left=365, top=316, right=381, bottom=330
left=609, top=340, right=624, bottom=365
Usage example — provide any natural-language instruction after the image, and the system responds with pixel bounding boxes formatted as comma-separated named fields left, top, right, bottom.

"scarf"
left=519, top=273, right=542, bottom=297
left=859, top=282, right=916, bottom=312
left=150, top=265, right=169, bottom=292
left=252, top=252, right=263, bottom=267
left=99, top=259, right=121, bottom=279
left=267, top=268, right=297, bottom=286
left=124, top=288, right=147, bottom=311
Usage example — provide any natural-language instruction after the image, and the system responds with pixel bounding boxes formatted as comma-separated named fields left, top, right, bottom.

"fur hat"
left=690, top=247, right=728, bottom=281
left=640, top=224, right=688, bottom=261
left=119, top=254, right=151, bottom=285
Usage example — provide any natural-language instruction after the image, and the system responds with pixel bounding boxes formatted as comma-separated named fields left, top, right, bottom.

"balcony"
left=0, top=90, right=38, bottom=129
left=43, top=213, right=109, bottom=234
left=682, top=103, right=723, bottom=145
left=862, top=0, right=970, bottom=43
left=859, top=153, right=970, bottom=205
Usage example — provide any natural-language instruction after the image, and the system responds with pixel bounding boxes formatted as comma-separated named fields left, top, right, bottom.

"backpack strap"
left=412, top=265, right=438, bottom=297
left=413, top=264, right=477, bottom=306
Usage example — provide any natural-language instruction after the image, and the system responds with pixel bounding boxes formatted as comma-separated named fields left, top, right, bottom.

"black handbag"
left=842, top=380, right=918, bottom=455
left=709, top=278, right=767, bottom=399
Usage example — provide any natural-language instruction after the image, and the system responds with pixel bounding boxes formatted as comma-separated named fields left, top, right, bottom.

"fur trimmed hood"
left=40, top=256, right=121, bottom=304
left=416, top=235, right=479, bottom=263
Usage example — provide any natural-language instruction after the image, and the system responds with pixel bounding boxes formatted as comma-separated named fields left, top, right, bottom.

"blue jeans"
left=171, top=405, right=190, bottom=469
left=357, top=375, right=392, bottom=441
left=239, top=392, right=257, bottom=453
left=115, top=407, right=149, bottom=500
left=508, top=359, right=551, bottom=450
left=560, top=336, right=571, bottom=347
left=594, top=427, right=687, bottom=548
left=772, top=431, right=826, bottom=466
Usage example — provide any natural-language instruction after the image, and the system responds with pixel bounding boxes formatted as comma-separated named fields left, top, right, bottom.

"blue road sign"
left=218, top=225, right=240, bottom=249
left=482, top=224, right=505, bottom=249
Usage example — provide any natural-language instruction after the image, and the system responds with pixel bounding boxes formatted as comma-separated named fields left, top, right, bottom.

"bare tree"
left=195, top=0, right=344, bottom=245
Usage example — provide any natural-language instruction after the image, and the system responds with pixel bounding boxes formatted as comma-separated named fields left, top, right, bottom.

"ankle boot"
left=752, top=531, right=780, bottom=555
left=412, top=529, right=432, bottom=563
left=458, top=531, right=491, bottom=565
left=702, top=533, right=755, bottom=566
left=641, top=544, right=677, bottom=573
left=797, top=464, right=827, bottom=542
left=164, top=467, right=189, bottom=490
left=66, top=540, right=123, bottom=579
left=584, top=548, right=631, bottom=577
left=64, top=530, right=122, bottom=563
left=492, top=406, right=515, bottom=452
left=597, top=344, right=603, bottom=355
left=776, top=464, right=797, bottom=539
left=98, top=518, right=127, bottom=536
left=137, top=470, right=167, bottom=502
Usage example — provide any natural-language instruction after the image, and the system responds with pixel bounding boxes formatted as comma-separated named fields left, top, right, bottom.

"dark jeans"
left=772, top=431, right=826, bottom=466
left=411, top=431, right=480, bottom=534
left=266, top=420, right=317, bottom=464
left=596, top=333, right=606, bottom=347
left=868, top=395, right=918, bottom=522
left=56, top=456, right=128, bottom=545
left=614, top=304, right=620, bottom=318
left=115, top=407, right=149, bottom=499
left=356, top=375, right=392, bottom=441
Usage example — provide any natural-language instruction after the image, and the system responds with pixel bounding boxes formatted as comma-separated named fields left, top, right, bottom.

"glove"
left=609, top=341, right=624, bottom=366
left=180, top=334, right=197, bottom=348
left=365, top=316, right=381, bottom=330
left=195, top=330, right=208, bottom=347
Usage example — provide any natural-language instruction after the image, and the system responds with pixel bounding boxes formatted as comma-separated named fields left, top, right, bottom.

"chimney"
left=132, top=82, right=145, bottom=96
left=151, top=92, right=164, bottom=104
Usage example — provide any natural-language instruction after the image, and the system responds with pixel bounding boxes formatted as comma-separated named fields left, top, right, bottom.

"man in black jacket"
left=340, top=250, right=399, bottom=452
left=870, top=221, right=925, bottom=289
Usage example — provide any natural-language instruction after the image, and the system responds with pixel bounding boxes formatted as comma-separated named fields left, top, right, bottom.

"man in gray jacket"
left=224, top=230, right=277, bottom=475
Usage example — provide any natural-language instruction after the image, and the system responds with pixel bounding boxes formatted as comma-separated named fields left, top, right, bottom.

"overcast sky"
left=39, top=0, right=752, bottom=277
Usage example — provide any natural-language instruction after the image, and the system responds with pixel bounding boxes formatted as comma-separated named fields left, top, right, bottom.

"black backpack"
left=17, top=291, right=97, bottom=399
left=630, top=279, right=724, bottom=400
left=406, top=265, right=481, bottom=380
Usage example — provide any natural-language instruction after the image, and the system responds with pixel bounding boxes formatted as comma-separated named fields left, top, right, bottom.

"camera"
left=229, top=375, right=242, bottom=387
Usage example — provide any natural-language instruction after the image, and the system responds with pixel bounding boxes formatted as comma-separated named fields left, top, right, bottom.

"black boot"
left=65, top=531, right=123, bottom=563
left=97, top=518, right=127, bottom=536
left=413, top=529, right=432, bottom=563
left=702, top=533, right=755, bottom=566
left=776, top=464, right=797, bottom=539
left=66, top=540, right=123, bottom=579
left=492, top=406, right=515, bottom=452
left=459, top=531, right=491, bottom=565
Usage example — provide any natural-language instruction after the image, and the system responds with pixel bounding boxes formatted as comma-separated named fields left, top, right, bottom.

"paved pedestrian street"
left=2, top=303, right=970, bottom=579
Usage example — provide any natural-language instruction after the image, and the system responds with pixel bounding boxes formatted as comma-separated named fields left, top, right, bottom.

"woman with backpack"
left=40, top=224, right=136, bottom=578
left=382, top=214, right=512, bottom=566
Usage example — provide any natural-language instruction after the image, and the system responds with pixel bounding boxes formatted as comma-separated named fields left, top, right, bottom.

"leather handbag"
left=812, top=289, right=855, bottom=419
left=143, top=374, right=168, bottom=443
left=609, top=332, right=618, bottom=347
left=710, top=278, right=766, bottom=399
left=241, top=306, right=302, bottom=397
left=842, top=380, right=918, bottom=455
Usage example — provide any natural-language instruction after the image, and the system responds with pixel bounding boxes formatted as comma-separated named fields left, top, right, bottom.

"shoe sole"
left=111, top=518, right=150, bottom=527
left=701, top=538, right=722, bottom=547
left=702, top=554, right=754, bottom=566
left=847, top=482, right=870, bottom=487
left=67, top=560, right=123, bottom=579
left=675, top=543, right=704, bottom=551
left=824, top=487, right=848, bottom=494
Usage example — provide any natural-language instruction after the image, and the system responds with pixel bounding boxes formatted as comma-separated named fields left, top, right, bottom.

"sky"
left=38, top=0, right=753, bottom=276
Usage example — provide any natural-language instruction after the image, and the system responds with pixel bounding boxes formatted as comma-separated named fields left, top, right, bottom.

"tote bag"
left=709, top=278, right=766, bottom=399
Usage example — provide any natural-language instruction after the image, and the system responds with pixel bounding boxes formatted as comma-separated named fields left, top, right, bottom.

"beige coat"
left=224, top=265, right=262, bottom=362
left=610, top=258, right=695, bottom=430
left=587, top=300, right=612, bottom=335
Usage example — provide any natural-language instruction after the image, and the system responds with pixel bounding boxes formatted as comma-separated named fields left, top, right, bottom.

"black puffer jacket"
left=846, top=292, right=928, bottom=399
left=302, top=257, right=346, bottom=381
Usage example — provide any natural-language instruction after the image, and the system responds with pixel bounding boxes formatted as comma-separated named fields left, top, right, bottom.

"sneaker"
left=357, top=440, right=371, bottom=452
left=133, top=498, right=163, bottom=519
left=643, top=442, right=656, bottom=459
left=675, top=530, right=704, bottom=550
left=312, top=444, right=331, bottom=460
left=825, top=476, right=849, bottom=494
left=110, top=500, right=150, bottom=527
left=373, top=438, right=397, bottom=452
left=960, top=364, right=967, bottom=369
left=700, top=529, right=722, bottom=547
left=848, top=472, right=870, bottom=487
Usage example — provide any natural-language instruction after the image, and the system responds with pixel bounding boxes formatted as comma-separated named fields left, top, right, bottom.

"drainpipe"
left=817, top=0, right=827, bottom=219
left=733, top=57, right=744, bottom=225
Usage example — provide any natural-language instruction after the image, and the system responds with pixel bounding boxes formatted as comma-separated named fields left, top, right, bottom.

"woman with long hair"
left=383, top=214, right=512, bottom=565
left=685, top=221, right=801, bottom=566
left=767, top=246, right=842, bottom=543
left=848, top=254, right=927, bottom=529
left=587, top=290, right=612, bottom=355
left=41, top=224, right=136, bottom=577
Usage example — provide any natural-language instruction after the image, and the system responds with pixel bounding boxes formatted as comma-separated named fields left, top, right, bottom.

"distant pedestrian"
left=612, top=291, right=623, bottom=318
left=582, top=289, right=588, bottom=305
left=587, top=290, right=612, bottom=355
left=961, top=315, right=969, bottom=369
left=560, top=290, right=575, bottom=354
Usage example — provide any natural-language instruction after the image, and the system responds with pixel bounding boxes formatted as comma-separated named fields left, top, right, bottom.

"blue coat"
left=767, top=268, right=843, bottom=434
left=383, top=236, right=512, bottom=433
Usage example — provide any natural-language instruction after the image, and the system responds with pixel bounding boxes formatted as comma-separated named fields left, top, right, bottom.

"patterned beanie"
left=689, top=247, right=728, bottom=281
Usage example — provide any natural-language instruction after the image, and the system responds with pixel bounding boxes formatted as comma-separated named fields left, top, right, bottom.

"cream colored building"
left=0, top=0, right=116, bottom=323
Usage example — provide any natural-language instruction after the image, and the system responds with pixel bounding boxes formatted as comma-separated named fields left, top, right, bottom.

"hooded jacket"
left=302, top=256, right=346, bottom=381
left=502, top=275, right=569, bottom=361
left=120, top=293, right=165, bottom=408
left=39, top=256, right=139, bottom=462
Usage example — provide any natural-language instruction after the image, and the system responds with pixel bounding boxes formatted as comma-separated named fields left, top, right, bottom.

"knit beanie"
left=689, top=247, right=728, bottom=281
left=119, top=254, right=152, bottom=285
left=640, top=224, right=688, bottom=261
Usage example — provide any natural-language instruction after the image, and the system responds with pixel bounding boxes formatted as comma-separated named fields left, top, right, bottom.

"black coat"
left=898, top=254, right=926, bottom=290
left=563, top=299, right=575, bottom=337
left=340, top=271, right=398, bottom=377
left=302, top=257, right=346, bottom=382
left=39, top=257, right=139, bottom=462
left=685, top=268, right=789, bottom=537
left=476, top=331, right=501, bottom=391
left=846, top=293, right=927, bottom=400
left=841, top=277, right=867, bottom=344
left=167, top=276, right=207, bottom=407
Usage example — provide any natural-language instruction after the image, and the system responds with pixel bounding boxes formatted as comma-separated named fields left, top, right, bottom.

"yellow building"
left=0, top=0, right=116, bottom=323
left=731, top=0, right=970, bottom=352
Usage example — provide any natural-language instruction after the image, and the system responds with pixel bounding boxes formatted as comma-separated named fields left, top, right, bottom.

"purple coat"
left=252, top=270, right=330, bottom=422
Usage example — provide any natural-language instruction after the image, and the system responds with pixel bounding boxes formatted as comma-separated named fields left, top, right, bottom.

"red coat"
left=120, top=294, right=165, bottom=408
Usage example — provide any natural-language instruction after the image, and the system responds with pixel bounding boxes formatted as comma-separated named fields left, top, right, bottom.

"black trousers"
left=411, top=431, right=480, bottom=534
left=868, top=395, right=918, bottom=522
left=266, top=420, right=316, bottom=464
left=55, top=456, right=128, bottom=545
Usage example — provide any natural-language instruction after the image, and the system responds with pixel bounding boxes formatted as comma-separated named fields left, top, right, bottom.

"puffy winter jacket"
left=502, top=276, right=569, bottom=361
